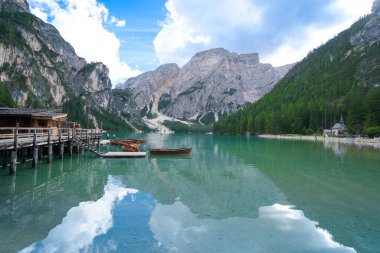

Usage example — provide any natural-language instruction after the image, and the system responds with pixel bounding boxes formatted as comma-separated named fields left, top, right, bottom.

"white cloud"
left=110, top=16, right=126, bottom=27
left=154, top=0, right=373, bottom=67
left=29, top=0, right=140, bottom=85
left=154, top=0, right=263, bottom=65
left=264, top=0, right=374, bottom=66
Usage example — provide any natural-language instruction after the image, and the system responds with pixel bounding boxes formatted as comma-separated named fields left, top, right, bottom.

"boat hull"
left=150, top=148, right=192, bottom=155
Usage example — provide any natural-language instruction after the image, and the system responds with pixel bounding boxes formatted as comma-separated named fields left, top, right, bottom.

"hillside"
left=213, top=3, right=380, bottom=136
left=0, top=0, right=133, bottom=131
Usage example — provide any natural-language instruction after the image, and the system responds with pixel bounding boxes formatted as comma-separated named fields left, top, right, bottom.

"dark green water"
left=0, top=134, right=379, bottom=253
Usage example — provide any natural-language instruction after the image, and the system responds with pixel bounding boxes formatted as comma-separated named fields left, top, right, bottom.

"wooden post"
left=10, top=123, right=18, bottom=174
left=47, top=128, right=52, bottom=163
left=77, top=130, right=81, bottom=155
left=68, top=141, right=73, bottom=157
left=32, top=129, right=38, bottom=168
left=68, top=128, right=73, bottom=157
left=85, top=130, right=89, bottom=152
left=38, top=145, right=43, bottom=159
left=97, top=129, right=100, bottom=148
left=59, top=142, right=64, bottom=159
left=59, top=129, right=64, bottom=159
left=2, top=151, right=8, bottom=169
left=21, top=147, right=27, bottom=163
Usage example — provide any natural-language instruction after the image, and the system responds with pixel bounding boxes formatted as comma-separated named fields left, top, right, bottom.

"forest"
left=213, top=16, right=380, bottom=137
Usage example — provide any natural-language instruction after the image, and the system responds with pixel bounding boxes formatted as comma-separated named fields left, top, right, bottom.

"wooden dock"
left=0, top=126, right=102, bottom=174
left=0, top=125, right=149, bottom=174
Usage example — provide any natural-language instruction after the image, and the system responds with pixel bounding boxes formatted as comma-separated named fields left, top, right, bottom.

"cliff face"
left=163, top=48, right=292, bottom=123
left=118, top=48, right=293, bottom=124
left=350, top=0, right=380, bottom=87
left=0, top=0, right=29, bottom=12
left=0, top=2, right=126, bottom=129
left=351, top=0, right=380, bottom=46
left=0, top=12, right=111, bottom=108
left=117, top=63, right=180, bottom=116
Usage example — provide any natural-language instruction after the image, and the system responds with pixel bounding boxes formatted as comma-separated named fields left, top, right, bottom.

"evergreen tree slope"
left=214, top=14, right=380, bottom=136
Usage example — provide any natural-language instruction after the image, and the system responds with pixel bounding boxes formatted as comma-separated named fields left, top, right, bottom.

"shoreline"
left=258, top=134, right=380, bottom=149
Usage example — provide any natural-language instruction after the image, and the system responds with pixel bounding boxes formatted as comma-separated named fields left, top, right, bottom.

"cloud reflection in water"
left=149, top=201, right=356, bottom=253
left=20, top=176, right=137, bottom=253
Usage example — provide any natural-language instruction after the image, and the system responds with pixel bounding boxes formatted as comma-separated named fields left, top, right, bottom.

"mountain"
left=0, top=0, right=133, bottom=131
left=214, top=0, right=380, bottom=136
left=117, top=48, right=293, bottom=125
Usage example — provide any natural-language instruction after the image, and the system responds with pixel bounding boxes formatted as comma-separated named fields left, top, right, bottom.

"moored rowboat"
left=149, top=148, right=192, bottom=155
left=127, top=138, right=147, bottom=144
left=110, top=138, right=125, bottom=145
left=110, top=138, right=147, bottom=145
left=121, top=143, right=140, bottom=152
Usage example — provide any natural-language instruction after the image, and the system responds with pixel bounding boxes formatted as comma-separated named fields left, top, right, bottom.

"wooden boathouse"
left=0, top=108, right=103, bottom=174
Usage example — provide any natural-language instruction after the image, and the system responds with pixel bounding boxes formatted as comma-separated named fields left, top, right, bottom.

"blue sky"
left=100, top=0, right=167, bottom=71
left=28, top=0, right=373, bottom=85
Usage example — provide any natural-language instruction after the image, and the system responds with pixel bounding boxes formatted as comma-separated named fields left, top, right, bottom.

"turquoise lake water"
left=0, top=134, right=379, bottom=253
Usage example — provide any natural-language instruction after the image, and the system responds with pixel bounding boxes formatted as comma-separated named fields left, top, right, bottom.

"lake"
left=0, top=134, right=379, bottom=253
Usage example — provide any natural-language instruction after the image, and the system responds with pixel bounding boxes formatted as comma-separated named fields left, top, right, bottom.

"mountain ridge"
left=117, top=48, right=294, bottom=125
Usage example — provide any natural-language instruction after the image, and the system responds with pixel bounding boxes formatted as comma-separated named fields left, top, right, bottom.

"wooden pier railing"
left=0, top=125, right=103, bottom=174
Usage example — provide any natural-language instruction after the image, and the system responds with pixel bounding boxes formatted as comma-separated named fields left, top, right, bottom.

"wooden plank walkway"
left=1, top=126, right=147, bottom=175
left=0, top=126, right=102, bottom=174
left=0, top=127, right=101, bottom=150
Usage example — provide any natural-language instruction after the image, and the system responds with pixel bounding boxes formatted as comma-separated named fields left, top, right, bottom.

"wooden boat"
left=125, top=138, right=147, bottom=144
left=150, top=148, right=192, bottom=155
left=110, top=138, right=125, bottom=145
left=121, top=143, right=140, bottom=152
left=111, top=138, right=147, bottom=145
left=121, top=145, right=139, bottom=152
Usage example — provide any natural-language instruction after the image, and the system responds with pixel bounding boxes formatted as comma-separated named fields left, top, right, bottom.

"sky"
left=28, top=0, right=374, bottom=85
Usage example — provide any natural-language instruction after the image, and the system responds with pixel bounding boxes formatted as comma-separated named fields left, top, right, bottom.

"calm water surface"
left=0, top=134, right=379, bottom=253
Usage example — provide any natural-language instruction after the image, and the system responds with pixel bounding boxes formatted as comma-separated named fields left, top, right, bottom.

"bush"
left=0, top=82, right=15, bottom=107
left=363, top=126, right=380, bottom=138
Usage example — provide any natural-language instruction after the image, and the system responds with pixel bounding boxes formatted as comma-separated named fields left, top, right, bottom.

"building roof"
left=332, top=123, right=347, bottom=130
left=0, top=108, right=67, bottom=119
left=332, top=115, right=347, bottom=131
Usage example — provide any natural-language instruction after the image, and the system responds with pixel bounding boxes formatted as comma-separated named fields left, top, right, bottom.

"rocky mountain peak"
left=372, top=0, right=380, bottom=13
left=238, top=53, right=260, bottom=65
left=0, top=0, right=29, bottom=12
left=190, top=48, right=260, bottom=67
left=118, top=48, right=294, bottom=124
left=350, top=0, right=380, bottom=46
left=193, top=48, right=230, bottom=58
left=155, top=63, right=180, bottom=76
